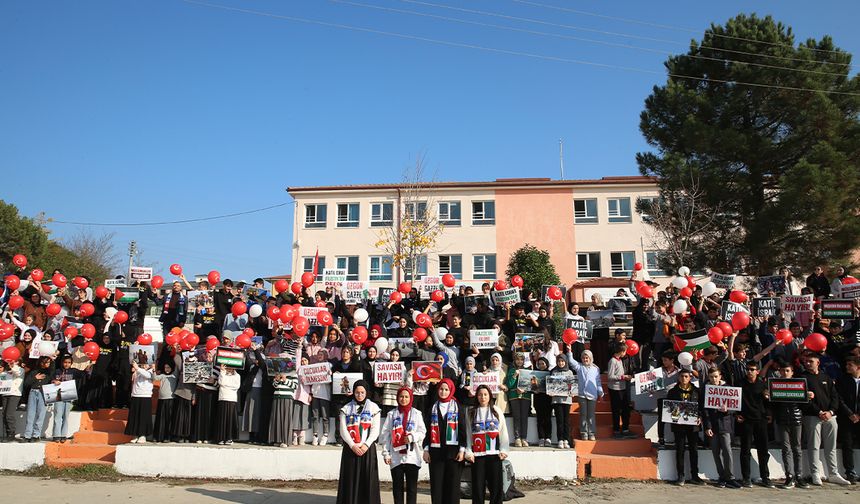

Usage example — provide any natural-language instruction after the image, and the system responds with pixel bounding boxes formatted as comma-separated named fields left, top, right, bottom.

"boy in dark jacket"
left=701, top=368, right=739, bottom=488
left=727, top=359, right=772, bottom=487
left=836, top=356, right=860, bottom=482
left=666, top=368, right=705, bottom=486
left=766, top=359, right=808, bottom=488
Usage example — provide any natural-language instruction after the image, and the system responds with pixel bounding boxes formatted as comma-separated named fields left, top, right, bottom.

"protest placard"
left=182, top=360, right=213, bottom=384
left=710, top=272, right=735, bottom=290
left=704, top=384, right=742, bottom=411
left=633, top=368, right=665, bottom=395
left=587, top=309, right=614, bottom=329
left=266, top=357, right=297, bottom=377
left=420, top=276, right=442, bottom=296
left=469, top=329, right=499, bottom=350
left=563, top=318, right=593, bottom=342
left=768, top=377, right=808, bottom=403
left=215, top=346, right=245, bottom=369
left=757, top=275, right=786, bottom=294
left=298, top=362, right=332, bottom=385
left=840, top=283, right=860, bottom=299
left=546, top=374, right=578, bottom=397
left=469, top=371, right=500, bottom=393
left=412, top=361, right=443, bottom=383
left=332, top=372, right=363, bottom=395
left=752, top=297, right=781, bottom=318
left=661, top=400, right=700, bottom=425
left=491, top=287, right=521, bottom=305
left=517, top=370, right=550, bottom=393
left=781, top=294, right=814, bottom=314
left=540, top=285, right=567, bottom=303
left=105, top=278, right=127, bottom=289
left=821, top=299, right=854, bottom=319
left=322, top=268, right=347, bottom=289
left=720, top=300, right=749, bottom=320
left=377, top=287, right=396, bottom=305
left=299, top=306, right=326, bottom=327
left=129, top=266, right=153, bottom=282
left=29, top=340, right=59, bottom=359
left=343, top=281, right=369, bottom=305
left=129, top=344, right=156, bottom=365
left=374, top=361, right=406, bottom=384
left=0, top=372, right=13, bottom=394
left=464, top=295, right=489, bottom=313
left=42, top=380, right=77, bottom=404
left=513, top=333, right=542, bottom=353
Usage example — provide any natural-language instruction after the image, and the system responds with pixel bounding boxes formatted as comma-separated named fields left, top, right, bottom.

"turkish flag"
left=472, top=433, right=485, bottom=453
left=430, top=425, right=440, bottom=445
left=347, top=424, right=360, bottom=444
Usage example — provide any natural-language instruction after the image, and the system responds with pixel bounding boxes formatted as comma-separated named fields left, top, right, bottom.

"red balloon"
left=399, top=282, right=412, bottom=294
left=633, top=262, right=643, bottom=271
left=206, top=337, right=220, bottom=351
left=731, top=311, right=750, bottom=331
left=279, top=306, right=297, bottom=323
left=717, top=321, right=734, bottom=338
left=51, top=273, right=67, bottom=288
left=729, top=290, right=747, bottom=304
left=351, top=326, right=368, bottom=345
left=431, top=290, right=445, bottom=303
left=441, top=274, right=455, bottom=288
left=236, top=334, right=252, bottom=348
left=841, top=276, right=858, bottom=285
left=562, top=328, right=578, bottom=345
left=137, top=333, right=153, bottom=345
left=179, top=329, right=192, bottom=340
left=165, top=332, right=180, bottom=346
left=636, top=284, right=654, bottom=299
left=83, top=341, right=99, bottom=361
left=79, top=303, right=95, bottom=317
left=776, top=328, right=793, bottom=345
left=547, top=286, right=563, bottom=301
left=46, top=303, right=62, bottom=317
left=625, top=340, right=640, bottom=356
left=12, top=254, right=27, bottom=268
left=493, top=280, right=507, bottom=291
left=169, top=263, right=182, bottom=275
left=389, top=291, right=403, bottom=304
left=318, top=310, right=333, bottom=326
left=30, top=268, right=44, bottom=281
left=95, top=286, right=109, bottom=299
left=207, top=270, right=221, bottom=285
left=73, top=276, right=89, bottom=290
left=292, top=303, right=302, bottom=311
left=266, top=306, right=281, bottom=321
left=412, top=327, right=428, bottom=343
left=708, top=327, right=724, bottom=345
left=291, top=282, right=303, bottom=295
left=242, top=327, right=256, bottom=339
left=804, top=332, right=827, bottom=353
left=274, top=279, right=289, bottom=293
left=81, top=323, right=96, bottom=339
left=316, top=300, right=327, bottom=308
left=2, top=346, right=20, bottom=363
left=185, top=333, right=200, bottom=348
left=4, top=275, right=20, bottom=291
left=416, top=313, right=432, bottom=328
left=679, top=287, right=692, bottom=298
left=510, top=275, right=524, bottom=288
left=301, top=272, right=315, bottom=288
left=686, top=276, right=696, bottom=289
left=179, top=337, right=194, bottom=351
left=292, top=316, right=310, bottom=336
left=0, top=324, right=15, bottom=341
left=114, top=310, right=129, bottom=324
left=231, top=302, right=247, bottom=317
left=64, top=326, right=78, bottom=339
left=151, top=275, right=164, bottom=289
left=8, top=295, right=24, bottom=310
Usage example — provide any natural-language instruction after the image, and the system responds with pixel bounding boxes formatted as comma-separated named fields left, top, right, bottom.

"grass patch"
left=11, top=464, right=123, bottom=481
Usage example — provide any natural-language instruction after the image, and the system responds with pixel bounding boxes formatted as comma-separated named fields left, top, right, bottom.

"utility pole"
left=559, top=139, right=565, bottom=180
left=127, top=240, right=137, bottom=280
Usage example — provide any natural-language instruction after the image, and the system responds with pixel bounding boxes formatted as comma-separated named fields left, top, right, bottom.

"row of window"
left=577, top=250, right=664, bottom=278
left=304, top=201, right=496, bottom=229
left=301, top=253, right=498, bottom=282
left=574, top=196, right=655, bottom=224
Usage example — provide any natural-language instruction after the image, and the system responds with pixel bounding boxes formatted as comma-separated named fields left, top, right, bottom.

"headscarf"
left=489, top=352, right=503, bottom=371
left=352, top=379, right=369, bottom=407
left=396, top=386, right=414, bottom=416
left=465, top=356, right=475, bottom=368
left=437, top=377, right=456, bottom=403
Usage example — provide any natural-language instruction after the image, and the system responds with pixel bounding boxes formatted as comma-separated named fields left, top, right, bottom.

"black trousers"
left=838, top=418, right=859, bottom=475
left=391, top=463, right=419, bottom=504
left=739, top=419, right=769, bottom=480
left=509, top=398, right=529, bottom=441
left=429, top=455, right=461, bottom=504
left=534, top=393, right=552, bottom=439
left=470, top=455, right=503, bottom=504
left=672, top=425, right=699, bottom=480
left=553, top=403, right=571, bottom=443
left=609, top=389, right=630, bottom=432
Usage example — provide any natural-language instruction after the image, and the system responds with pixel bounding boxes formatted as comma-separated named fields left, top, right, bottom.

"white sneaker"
left=297, top=434, right=305, bottom=446
left=319, top=435, right=327, bottom=446
left=137, top=436, right=146, bottom=444
left=538, top=439, right=546, bottom=447
left=829, top=475, right=850, bottom=486
left=521, top=440, right=529, bottom=447
left=312, top=435, right=319, bottom=446
left=557, top=441, right=565, bottom=449
left=811, top=475, right=823, bottom=486
left=279, top=443, right=288, bottom=448
left=130, top=437, right=139, bottom=444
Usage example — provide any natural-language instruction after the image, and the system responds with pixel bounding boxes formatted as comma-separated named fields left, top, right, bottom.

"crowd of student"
left=1, top=262, right=859, bottom=503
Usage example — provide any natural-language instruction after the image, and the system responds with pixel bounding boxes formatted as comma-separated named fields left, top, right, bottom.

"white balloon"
left=374, top=337, right=389, bottom=354
left=38, top=341, right=55, bottom=356
left=678, top=352, right=693, bottom=366
left=248, top=304, right=263, bottom=318
left=673, top=299, right=688, bottom=314
left=434, top=327, right=448, bottom=341
left=411, top=310, right=421, bottom=323
left=678, top=266, right=690, bottom=276
left=105, top=307, right=117, bottom=318
left=354, top=308, right=369, bottom=323
left=702, top=281, right=717, bottom=297
left=671, top=277, right=688, bottom=289
left=16, top=280, right=29, bottom=292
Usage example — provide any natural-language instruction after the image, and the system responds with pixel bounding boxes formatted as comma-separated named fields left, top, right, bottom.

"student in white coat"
left=380, top=387, right=427, bottom=504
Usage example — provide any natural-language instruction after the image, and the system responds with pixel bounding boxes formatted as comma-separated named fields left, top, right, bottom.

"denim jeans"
left=24, top=390, right=46, bottom=439
left=52, top=400, right=72, bottom=439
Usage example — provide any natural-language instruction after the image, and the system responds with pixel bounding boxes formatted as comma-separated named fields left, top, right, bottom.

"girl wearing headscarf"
left=488, top=352, right=508, bottom=414
left=380, top=348, right=406, bottom=417
left=465, top=384, right=511, bottom=504
left=505, top=352, right=531, bottom=446
left=566, top=348, right=604, bottom=440
left=381, top=387, right=426, bottom=504
left=336, top=380, right=382, bottom=504
left=550, top=354, right=574, bottom=448
left=533, top=357, right=553, bottom=446
left=423, top=377, right=467, bottom=504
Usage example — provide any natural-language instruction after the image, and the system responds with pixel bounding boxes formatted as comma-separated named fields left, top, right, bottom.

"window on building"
left=304, top=204, right=327, bottom=228
left=573, top=199, right=598, bottom=224
left=404, top=201, right=427, bottom=221
left=607, top=198, right=632, bottom=223
left=439, top=254, right=463, bottom=279
left=335, top=256, right=360, bottom=281
left=576, top=252, right=600, bottom=278
left=370, top=202, right=393, bottom=227
left=610, top=251, right=636, bottom=277
left=645, top=251, right=666, bottom=277
left=336, top=203, right=359, bottom=228
left=438, top=201, right=461, bottom=226
left=302, top=256, right=326, bottom=280
left=473, top=254, right=496, bottom=280
left=637, top=196, right=657, bottom=223
left=471, top=201, right=495, bottom=225
left=404, top=255, right=428, bottom=281
left=369, top=255, right=393, bottom=281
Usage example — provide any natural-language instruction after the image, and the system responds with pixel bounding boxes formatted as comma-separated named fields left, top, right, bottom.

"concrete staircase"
left=45, top=409, right=133, bottom=468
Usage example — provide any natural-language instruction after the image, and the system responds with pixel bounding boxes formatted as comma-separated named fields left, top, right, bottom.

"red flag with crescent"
left=472, top=433, right=486, bottom=453
left=413, top=361, right=442, bottom=383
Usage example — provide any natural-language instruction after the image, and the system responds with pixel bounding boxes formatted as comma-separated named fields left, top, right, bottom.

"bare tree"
left=63, top=229, right=122, bottom=276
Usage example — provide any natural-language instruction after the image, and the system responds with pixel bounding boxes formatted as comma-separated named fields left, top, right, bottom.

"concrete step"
left=84, top=419, right=127, bottom=433
left=570, top=423, right=645, bottom=438
left=53, top=442, right=118, bottom=462
left=89, top=409, right=129, bottom=421
left=569, top=410, right=643, bottom=423
left=572, top=438, right=654, bottom=456
left=578, top=453, right=658, bottom=480
left=72, top=430, right=135, bottom=445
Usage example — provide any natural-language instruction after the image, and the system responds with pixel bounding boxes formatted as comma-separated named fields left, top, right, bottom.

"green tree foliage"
left=637, top=14, right=860, bottom=275
left=505, top=244, right=561, bottom=297
left=0, top=200, right=47, bottom=269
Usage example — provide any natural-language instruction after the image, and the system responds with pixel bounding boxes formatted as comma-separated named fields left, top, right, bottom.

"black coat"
left=836, top=374, right=860, bottom=418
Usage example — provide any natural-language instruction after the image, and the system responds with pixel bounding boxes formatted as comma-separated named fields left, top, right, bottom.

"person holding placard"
left=550, top=354, right=574, bottom=448
left=424, top=378, right=467, bottom=504
left=22, top=356, right=55, bottom=442
left=665, top=368, right=704, bottom=486
left=465, top=384, right=510, bottom=504
left=0, top=359, right=24, bottom=441
left=701, top=368, right=739, bottom=488
left=380, top=387, right=426, bottom=504
left=566, top=349, right=603, bottom=441
left=607, top=343, right=633, bottom=439
left=767, top=359, right=808, bottom=489
left=504, top=353, right=531, bottom=446
left=336, top=380, right=382, bottom=504
left=729, top=360, right=773, bottom=488
left=124, top=359, right=154, bottom=443
left=50, top=355, right=83, bottom=442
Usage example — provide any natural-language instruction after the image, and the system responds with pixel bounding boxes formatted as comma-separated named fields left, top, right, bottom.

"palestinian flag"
left=674, top=328, right=711, bottom=352
left=115, top=287, right=139, bottom=303
left=215, top=347, right=245, bottom=369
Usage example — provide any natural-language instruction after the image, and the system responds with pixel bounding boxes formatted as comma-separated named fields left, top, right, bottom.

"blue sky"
left=2, top=0, right=857, bottom=282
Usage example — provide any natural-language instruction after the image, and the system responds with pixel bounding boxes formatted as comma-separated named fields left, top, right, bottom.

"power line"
left=181, top=0, right=860, bottom=97
left=48, top=202, right=290, bottom=226
left=511, top=0, right=850, bottom=56
left=330, top=0, right=848, bottom=78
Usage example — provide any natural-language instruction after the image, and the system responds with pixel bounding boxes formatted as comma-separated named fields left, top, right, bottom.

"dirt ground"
left=2, top=474, right=858, bottom=503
